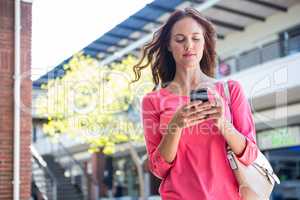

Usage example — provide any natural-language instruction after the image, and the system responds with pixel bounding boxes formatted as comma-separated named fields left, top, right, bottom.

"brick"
left=0, top=32, right=14, bottom=54
left=0, top=17, right=14, bottom=32
left=0, top=184, right=12, bottom=190
left=0, top=121, right=13, bottom=132
left=21, top=3, right=32, bottom=34
left=0, top=1, right=32, bottom=199
left=0, top=0, right=13, bottom=18
left=0, top=49, right=13, bottom=73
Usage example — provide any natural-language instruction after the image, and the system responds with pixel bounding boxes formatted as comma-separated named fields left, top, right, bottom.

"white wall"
left=217, top=3, right=300, bottom=58
left=220, top=52, right=300, bottom=102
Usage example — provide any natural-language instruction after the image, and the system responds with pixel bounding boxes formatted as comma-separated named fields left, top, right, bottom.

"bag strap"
left=222, top=81, right=232, bottom=123
left=223, top=81, right=230, bottom=106
left=222, top=81, right=233, bottom=151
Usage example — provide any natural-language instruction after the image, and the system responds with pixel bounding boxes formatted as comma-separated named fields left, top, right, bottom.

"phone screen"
left=190, top=88, right=208, bottom=102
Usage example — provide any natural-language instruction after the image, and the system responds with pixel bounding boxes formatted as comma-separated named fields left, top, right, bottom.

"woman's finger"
left=208, top=89, right=223, bottom=107
left=185, top=100, right=204, bottom=109
left=206, top=112, right=222, bottom=119
left=187, top=103, right=221, bottom=118
left=186, top=102, right=212, bottom=116
left=187, top=111, right=208, bottom=121
left=186, top=109, right=210, bottom=121
left=182, top=101, right=202, bottom=113
left=198, top=107, right=220, bottom=116
left=187, top=118, right=207, bottom=127
left=186, top=107, right=222, bottom=126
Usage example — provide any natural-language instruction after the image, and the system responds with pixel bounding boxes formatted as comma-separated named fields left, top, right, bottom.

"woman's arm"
left=206, top=80, right=258, bottom=165
left=141, top=94, right=179, bottom=179
left=158, top=99, right=213, bottom=163
left=222, top=80, right=258, bottom=165
left=221, top=120, right=247, bottom=155
left=157, top=124, right=182, bottom=163
left=142, top=93, right=212, bottom=178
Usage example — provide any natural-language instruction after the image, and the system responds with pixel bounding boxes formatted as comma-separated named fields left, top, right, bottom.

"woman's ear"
left=167, top=45, right=172, bottom=52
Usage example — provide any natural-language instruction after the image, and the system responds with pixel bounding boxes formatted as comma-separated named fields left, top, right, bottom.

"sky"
left=32, top=0, right=153, bottom=81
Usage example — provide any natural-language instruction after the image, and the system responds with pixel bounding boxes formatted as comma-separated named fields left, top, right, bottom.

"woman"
left=132, top=8, right=258, bottom=200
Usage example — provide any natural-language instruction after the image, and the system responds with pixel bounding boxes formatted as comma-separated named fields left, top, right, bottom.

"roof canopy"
left=33, top=0, right=299, bottom=88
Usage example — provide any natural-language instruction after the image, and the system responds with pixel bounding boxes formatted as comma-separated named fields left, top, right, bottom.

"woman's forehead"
left=171, top=17, right=204, bottom=35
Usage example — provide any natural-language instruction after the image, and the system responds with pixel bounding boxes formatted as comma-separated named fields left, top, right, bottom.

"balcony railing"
left=217, top=34, right=300, bottom=78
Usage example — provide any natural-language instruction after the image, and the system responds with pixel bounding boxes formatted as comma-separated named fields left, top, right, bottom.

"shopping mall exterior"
left=32, top=1, right=300, bottom=199
left=1, top=0, right=300, bottom=199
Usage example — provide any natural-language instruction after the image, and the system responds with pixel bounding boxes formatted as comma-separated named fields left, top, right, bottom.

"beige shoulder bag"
left=222, top=81, right=280, bottom=200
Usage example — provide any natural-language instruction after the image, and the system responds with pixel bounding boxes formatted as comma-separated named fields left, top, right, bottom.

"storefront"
left=257, top=126, right=300, bottom=199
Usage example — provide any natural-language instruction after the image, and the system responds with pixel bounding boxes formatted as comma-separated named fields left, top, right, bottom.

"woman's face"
left=168, top=17, right=205, bottom=69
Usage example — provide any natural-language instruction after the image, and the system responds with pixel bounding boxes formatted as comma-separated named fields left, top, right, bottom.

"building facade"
left=0, top=0, right=32, bottom=200
left=32, top=0, right=300, bottom=199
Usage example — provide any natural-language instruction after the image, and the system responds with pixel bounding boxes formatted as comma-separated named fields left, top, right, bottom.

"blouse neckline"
left=160, top=87, right=190, bottom=99
left=159, top=81, right=222, bottom=99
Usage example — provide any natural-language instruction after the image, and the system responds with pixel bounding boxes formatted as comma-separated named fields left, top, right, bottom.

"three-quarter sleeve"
left=141, top=94, right=176, bottom=179
left=228, top=80, right=258, bottom=166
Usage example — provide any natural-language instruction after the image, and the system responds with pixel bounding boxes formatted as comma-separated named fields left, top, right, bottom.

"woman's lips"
left=183, top=53, right=195, bottom=57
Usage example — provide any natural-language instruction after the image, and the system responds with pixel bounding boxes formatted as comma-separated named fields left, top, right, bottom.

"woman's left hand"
left=201, top=89, right=227, bottom=133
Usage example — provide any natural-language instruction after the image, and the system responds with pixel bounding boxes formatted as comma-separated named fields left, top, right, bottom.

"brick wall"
left=0, top=1, right=32, bottom=199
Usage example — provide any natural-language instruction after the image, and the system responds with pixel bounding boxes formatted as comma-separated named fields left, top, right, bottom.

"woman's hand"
left=203, top=89, right=228, bottom=133
left=167, top=100, right=214, bottom=132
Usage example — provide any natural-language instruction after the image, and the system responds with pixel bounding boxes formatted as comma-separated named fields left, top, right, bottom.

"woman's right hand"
left=168, top=100, right=214, bottom=131
left=158, top=100, right=215, bottom=164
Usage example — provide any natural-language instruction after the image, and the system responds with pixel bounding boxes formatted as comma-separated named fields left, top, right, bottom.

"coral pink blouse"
left=141, top=80, right=258, bottom=200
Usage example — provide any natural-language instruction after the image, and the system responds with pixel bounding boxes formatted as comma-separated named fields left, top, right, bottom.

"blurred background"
left=1, top=0, right=300, bottom=200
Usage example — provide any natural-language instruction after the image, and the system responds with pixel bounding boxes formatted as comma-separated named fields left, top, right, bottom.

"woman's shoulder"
left=142, top=89, right=163, bottom=100
left=214, top=79, right=245, bottom=101
left=215, top=79, right=242, bottom=91
left=227, top=79, right=240, bottom=87
left=141, top=89, right=164, bottom=110
left=226, top=79, right=244, bottom=94
left=141, top=86, right=182, bottom=112
left=142, top=86, right=172, bottom=100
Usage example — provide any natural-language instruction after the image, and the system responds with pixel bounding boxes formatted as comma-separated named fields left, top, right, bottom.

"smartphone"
left=190, top=88, right=208, bottom=102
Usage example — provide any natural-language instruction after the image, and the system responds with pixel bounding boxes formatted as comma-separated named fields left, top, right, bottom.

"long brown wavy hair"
left=132, top=7, right=217, bottom=91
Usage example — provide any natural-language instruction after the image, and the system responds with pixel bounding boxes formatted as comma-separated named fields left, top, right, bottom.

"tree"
left=36, top=52, right=153, bottom=199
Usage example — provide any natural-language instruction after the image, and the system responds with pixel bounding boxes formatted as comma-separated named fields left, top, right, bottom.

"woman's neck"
left=167, top=66, right=209, bottom=96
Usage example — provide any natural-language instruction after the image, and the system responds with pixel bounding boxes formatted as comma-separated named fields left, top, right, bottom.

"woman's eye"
left=175, top=39, right=184, bottom=43
left=175, top=38, right=200, bottom=43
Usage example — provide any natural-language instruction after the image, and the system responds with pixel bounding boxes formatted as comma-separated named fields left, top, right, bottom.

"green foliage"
left=36, top=52, right=153, bottom=154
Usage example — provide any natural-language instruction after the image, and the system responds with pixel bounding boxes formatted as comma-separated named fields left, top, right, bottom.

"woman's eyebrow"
left=174, top=32, right=202, bottom=36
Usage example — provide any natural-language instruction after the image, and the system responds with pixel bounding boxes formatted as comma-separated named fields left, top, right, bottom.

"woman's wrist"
left=167, top=120, right=182, bottom=134
left=218, top=119, right=234, bottom=136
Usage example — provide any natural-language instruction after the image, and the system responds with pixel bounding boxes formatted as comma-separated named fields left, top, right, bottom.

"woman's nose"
left=184, top=39, right=192, bottom=51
